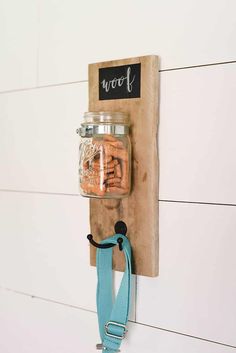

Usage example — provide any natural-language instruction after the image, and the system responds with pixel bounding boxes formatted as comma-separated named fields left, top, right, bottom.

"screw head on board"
left=114, top=221, right=127, bottom=236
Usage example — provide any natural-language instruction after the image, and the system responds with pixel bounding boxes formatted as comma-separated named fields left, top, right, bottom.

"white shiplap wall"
left=0, top=1, right=236, bottom=352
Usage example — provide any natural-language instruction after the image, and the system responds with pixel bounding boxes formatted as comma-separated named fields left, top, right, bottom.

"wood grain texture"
left=89, top=55, right=159, bottom=277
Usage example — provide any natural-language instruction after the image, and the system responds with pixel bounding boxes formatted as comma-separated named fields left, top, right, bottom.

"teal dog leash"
left=96, top=233, right=132, bottom=353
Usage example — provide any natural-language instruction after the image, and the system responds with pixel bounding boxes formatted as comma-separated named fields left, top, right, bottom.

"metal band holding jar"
left=78, top=124, right=129, bottom=137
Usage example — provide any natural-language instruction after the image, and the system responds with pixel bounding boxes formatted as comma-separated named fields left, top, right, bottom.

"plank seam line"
left=0, top=286, right=96, bottom=314
left=0, top=189, right=79, bottom=197
left=1, top=287, right=235, bottom=349
left=160, top=60, right=236, bottom=72
left=0, top=80, right=88, bottom=95
left=159, top=199, right=236, bottom=207
left=1, top=189, right=236, bottom=208
left=0, top=60, right=235, bottom=95
left=134, top=321, right=236, bottom=349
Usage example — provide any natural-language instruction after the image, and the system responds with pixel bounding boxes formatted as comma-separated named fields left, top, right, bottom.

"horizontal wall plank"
left=136, top=201, right=236, bottom=346
left=0, top=288, right=99, bottom=353
left=159, top=62, right=236, bottom=204
left=38, top=0, right=236, bottom=85
left=0, top=0, right=38, bottom=92
left=0, top=83, right=87, bottom=194
left=1, top=64, right=236, bottom=205
left=0, top=191, right=136, bottom=319
left=1, top=192, right=235, bottom=345
left=1, top=289, right=235, bottom=353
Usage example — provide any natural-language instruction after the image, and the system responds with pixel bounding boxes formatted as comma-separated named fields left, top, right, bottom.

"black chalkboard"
left=99, top=63, right=141, bottom=100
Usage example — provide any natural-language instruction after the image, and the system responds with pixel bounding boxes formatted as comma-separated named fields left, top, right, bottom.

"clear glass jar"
left=78, top=112, right=131, bottom=199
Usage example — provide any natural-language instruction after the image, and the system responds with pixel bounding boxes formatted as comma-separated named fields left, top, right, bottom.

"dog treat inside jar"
left=78, top=112, right=131, bottom=199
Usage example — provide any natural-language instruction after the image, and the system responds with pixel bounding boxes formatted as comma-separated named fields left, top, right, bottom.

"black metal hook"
left=87, top=221, right=127, bottom=251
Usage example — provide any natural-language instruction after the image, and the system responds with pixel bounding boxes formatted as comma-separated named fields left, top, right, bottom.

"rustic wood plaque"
left=89, top=55, right=159, bottom=277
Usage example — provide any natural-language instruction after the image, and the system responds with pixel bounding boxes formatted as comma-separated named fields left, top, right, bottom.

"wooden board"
left=89, top=55, right=159, bottom=277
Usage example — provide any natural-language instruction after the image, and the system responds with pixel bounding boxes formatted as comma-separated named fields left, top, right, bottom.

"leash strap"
left=96, top=233, right=132, bottom=353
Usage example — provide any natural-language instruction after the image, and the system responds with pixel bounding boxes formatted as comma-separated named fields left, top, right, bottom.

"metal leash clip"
left=96, top=343, right=120, bottom=352
left=96, top=343, right=104, bottom=350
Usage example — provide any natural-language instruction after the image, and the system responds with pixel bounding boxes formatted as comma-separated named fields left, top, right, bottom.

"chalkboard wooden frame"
left=88, top=55, right=159, bottom=277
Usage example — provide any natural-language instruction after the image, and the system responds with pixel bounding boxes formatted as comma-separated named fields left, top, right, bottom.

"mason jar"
left=78, top=112, right=131, bottom=199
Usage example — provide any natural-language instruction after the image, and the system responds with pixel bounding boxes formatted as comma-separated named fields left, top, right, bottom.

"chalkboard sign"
left=99, top=63, right=141, bottom=100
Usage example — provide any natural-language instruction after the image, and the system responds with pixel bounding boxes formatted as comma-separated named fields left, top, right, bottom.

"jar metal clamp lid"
left=77, top=111, right=130, bottom=137
left=78, top=124, right=129, bottom=137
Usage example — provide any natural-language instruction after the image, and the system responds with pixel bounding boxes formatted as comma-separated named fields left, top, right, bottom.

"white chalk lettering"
left=101, top=67, right=136, bottom=93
